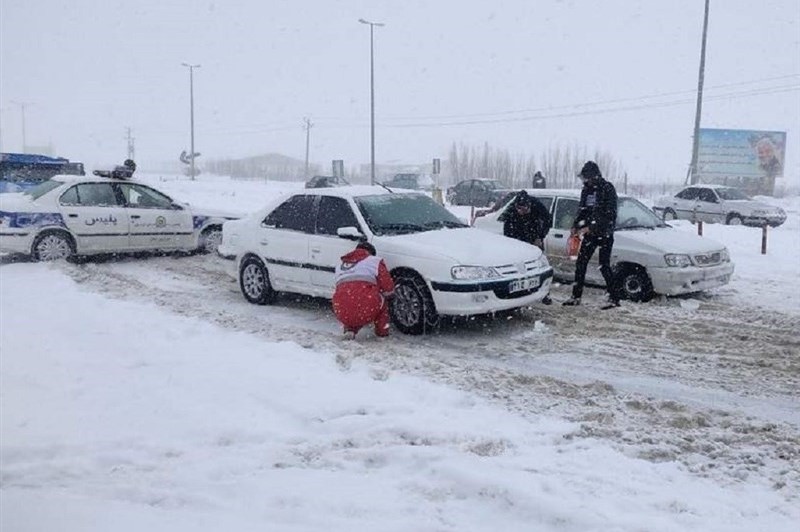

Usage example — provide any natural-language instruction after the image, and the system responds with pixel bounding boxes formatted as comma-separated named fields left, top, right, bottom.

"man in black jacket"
left=504, top=190, right=553, bottom=304
left=563, top=161, right=620, bottom=309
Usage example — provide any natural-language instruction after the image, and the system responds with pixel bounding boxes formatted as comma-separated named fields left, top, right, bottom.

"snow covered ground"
left=2, top=174, right=799, bottom=531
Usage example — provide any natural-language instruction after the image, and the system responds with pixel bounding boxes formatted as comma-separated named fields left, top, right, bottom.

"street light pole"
left=181, top=63, right=201, bottom=180
left=359, top=18, right=384, bottom=185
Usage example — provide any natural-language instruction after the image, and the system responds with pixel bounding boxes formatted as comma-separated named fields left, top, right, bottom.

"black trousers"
left=572, top=233, right=617, bottom=300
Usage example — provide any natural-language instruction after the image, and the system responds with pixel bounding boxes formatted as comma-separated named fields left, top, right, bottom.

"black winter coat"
left=503, top=197, right=553, bottom=244
left=574, top=178, right=618, bottom=236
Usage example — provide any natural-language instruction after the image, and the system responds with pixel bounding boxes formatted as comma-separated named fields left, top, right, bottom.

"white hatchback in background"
left=652, top=184, right=786, bottom=227
left=218, top=186, right=553, bottom=335
left=0, top=175, right=238, bottom=260
left=473, top=189, right=734, bottom=301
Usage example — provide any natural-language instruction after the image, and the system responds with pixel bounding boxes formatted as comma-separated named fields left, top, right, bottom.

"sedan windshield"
left=716, top=187, right=750, bottom=201
left=23, top=179, right=64, bottom=200
left=355, top=193, right=468, bottom=235
left=616, top=197, right=667, bottom=230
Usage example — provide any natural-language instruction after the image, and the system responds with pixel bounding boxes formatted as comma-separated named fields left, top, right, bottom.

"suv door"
left=260, top=194, right=316, bottom=291
left=546, top=196, right=580, bottom=275
left=308, top=196, right=365, bottom=296
left=118, top=183, right=194, bottom=250
left=58, top=183, right=129, bottom=252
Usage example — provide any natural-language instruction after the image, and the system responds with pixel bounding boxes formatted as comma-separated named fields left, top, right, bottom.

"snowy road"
left=49, top=252, right=800, bottom=501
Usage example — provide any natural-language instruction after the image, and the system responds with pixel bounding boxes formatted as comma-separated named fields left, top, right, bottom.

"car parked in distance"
left=446, top=178, right=514, bottom=207
left=473, top=189, right=734, bottom=302
left=218, top=187, right=553, bottom=334
left=0, top=175, right=238, bottom=260
left=382, top=173, right=435, bottom=191
left=652, top=185, right=786, bottom=227
left=304, top=175, right=350, bottom=189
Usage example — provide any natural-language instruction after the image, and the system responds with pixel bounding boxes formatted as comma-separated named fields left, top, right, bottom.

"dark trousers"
left=572, top=234, right=617, bottom=300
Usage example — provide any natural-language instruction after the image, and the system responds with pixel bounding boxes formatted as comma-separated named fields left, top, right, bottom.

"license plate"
left=508, top=276, right=540, bottom=293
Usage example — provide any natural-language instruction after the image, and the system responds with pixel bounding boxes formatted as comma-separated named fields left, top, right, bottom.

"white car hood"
left=724, top=199, right=779, bottom=213
left=377, top=227, right=541, bottom=265
left=618, top=227, right=725, bottom=254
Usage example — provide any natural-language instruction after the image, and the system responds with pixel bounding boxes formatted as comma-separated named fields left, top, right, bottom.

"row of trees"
left=445, top=142, right=628, bottom=189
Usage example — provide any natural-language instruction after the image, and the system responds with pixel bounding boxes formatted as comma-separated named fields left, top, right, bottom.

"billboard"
left=696, top=128, right=787, bottom=195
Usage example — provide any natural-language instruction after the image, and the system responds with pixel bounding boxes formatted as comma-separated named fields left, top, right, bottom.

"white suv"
left=473, top=189, right=734, bottom=301
left=218, top=187, right=553, bottom=334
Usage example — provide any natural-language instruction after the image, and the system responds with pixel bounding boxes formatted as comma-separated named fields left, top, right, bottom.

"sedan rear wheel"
left=200, top=227, right=223, bottom=254
left=662, top=208, right=677, bottom=221
left=33, top=232, right=74, bottom=261
left=240, top=257, right=275, bottom=305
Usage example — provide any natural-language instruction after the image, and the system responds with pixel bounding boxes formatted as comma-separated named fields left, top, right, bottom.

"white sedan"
left=0, top=175, right=238, bottom=260
left=473, top=189, right=734, bottom=301
left=652, top=184, right=786, bottom=227
left=218, top=186, right=553, bottom=335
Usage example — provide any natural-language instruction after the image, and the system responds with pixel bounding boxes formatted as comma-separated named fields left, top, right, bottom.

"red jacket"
left=334, top=248, right=394, bottom=296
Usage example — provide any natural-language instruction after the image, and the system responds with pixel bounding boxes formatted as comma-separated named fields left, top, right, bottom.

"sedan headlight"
left=721, top=248, right=730, bottom=262
left=664, top=254, right=692, bottom=268
left=451, top=265, right=501, bottom=280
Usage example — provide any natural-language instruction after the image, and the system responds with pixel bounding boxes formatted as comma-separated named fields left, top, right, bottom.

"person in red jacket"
left=332, top=241, right=395, bottom=339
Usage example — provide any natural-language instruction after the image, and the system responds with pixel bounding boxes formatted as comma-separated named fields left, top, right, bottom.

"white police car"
left=0, top=174, right=238, bottom=260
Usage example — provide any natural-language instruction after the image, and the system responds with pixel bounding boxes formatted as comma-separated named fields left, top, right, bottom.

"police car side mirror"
left=337, top=226, right=365, bottom=241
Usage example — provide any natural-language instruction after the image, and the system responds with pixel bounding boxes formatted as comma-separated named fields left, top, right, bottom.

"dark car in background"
left=305, top=175, right=350, bottom=189
left=446, top=178, right=513, bottom=207
left=383, top=173, right=434, bottom=191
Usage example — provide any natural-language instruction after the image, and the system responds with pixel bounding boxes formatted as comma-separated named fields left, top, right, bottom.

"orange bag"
left=567, top=234, right=582, bottom=260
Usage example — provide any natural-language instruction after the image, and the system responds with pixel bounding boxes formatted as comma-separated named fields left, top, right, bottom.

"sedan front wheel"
left=390, top=273, right=438, bottom=335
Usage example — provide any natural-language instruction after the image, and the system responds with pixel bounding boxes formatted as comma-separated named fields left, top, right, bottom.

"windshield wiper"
left=421, top=220, right=468, bottom=229
left=618, top=224, right=656, bottom=230
left=376, top=222, right=426, bottom=234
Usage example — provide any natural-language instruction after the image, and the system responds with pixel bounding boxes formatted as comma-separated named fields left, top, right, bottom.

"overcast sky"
left=1, top=0, right=798, bottom=184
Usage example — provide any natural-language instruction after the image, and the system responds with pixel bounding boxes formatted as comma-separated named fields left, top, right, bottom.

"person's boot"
left=601, top=297, right=621, bottom=310
left=542, top=295, right=553, bottom=305
left=342, top=329, right=357, bottom=340
left=562, top=297, right=581, bottom=306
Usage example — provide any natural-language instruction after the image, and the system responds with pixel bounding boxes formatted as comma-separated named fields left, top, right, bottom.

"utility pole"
left=303, top=117, right=313, bottom=179
left=687, top=0, right=710, bottom=185
left=11, top=101, right=30, bottom=152
left=125, top=127, right=135, bottom=160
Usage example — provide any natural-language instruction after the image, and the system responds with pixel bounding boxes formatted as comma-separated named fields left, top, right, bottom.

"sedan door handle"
left=68, top=214, right=78, bottom=218
left=131, top=215, right=141, bottom=219
left=259, top=240, right=269, bottom=246
left=310, top=248, right=321, bottom=253
left=553, top=234, right=564, bottom=239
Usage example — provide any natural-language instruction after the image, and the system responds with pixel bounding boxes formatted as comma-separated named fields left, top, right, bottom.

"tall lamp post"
left=687, top=0, right=710, bottom=185
left=181, top=62, right=201, bottom=180
left=358, top=18, right=384, bottom=185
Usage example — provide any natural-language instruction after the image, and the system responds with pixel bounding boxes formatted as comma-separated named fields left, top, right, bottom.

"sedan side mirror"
left=337, top=226, right=365, bottom=241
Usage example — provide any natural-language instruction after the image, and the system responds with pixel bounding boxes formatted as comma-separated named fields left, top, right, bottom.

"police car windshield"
left=23, top=179, right=64, bottom=200
left=355, top=193, right=468, bottom=235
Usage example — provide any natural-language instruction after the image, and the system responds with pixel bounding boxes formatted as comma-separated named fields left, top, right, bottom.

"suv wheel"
left=616, top=266, right=654, bottom=302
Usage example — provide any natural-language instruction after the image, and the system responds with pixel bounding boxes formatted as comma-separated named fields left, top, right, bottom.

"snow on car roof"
left=303, top=185, right=426, bottom=199
left=49, top=174, right=138, bottom=185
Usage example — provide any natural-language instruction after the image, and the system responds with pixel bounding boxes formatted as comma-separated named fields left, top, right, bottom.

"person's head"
left=356, top=241, right=376, bottom=255
left=513, top=190, right=532, bottom=215
left=577, top=161, right=601, bottom=185
left=123, top=159, right=136, bottom=172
